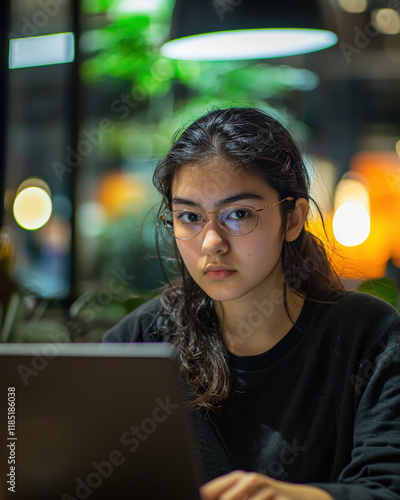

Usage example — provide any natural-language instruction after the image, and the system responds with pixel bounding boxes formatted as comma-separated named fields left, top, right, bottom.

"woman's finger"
left=251, top=486, right=285, bottom=500
left=217, top=472, right=271, bottom=500
left=200, top=470, right=247, bottom=499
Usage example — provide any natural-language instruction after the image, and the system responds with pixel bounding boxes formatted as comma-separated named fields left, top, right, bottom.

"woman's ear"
left=285, top=198, right=309, bottom=242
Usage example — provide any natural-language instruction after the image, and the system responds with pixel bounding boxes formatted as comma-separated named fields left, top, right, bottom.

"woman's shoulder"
left=310, top=288, right=399, bottom=316
left=327, top=289, right=399, bottom=319
left=102, top=295, right=167, bottom=343
left=309, top=289, right=400, bottom=353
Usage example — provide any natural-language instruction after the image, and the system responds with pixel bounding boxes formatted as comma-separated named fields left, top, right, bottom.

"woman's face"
left=170, top=160, right=289, bottom=304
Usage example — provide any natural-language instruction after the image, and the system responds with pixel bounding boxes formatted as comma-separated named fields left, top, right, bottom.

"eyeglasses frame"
left=159, top=196, right=295, bottom=240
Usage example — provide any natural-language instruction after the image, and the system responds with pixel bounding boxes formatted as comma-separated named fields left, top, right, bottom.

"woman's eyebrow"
left=172, top=197, right=200, bottom=207
left=172, top=193, right=265, bottom=208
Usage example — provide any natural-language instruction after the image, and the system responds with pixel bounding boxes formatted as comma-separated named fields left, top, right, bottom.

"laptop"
left=0, top=343, right=203, bottom=500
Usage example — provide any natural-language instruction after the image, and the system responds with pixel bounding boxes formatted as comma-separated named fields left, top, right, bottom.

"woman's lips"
left=205, top=270, right=236, bottom=280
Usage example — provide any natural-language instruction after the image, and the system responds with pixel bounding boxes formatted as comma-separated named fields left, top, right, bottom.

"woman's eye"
left=228, top=209, right=250, bottom=220
left=178, top=212, right=202, bottom=223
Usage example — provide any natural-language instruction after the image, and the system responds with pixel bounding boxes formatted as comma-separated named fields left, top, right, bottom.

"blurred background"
left=1, top=0, right=400, bottom=342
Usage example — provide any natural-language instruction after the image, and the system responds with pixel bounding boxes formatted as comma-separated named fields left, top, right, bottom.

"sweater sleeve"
left=310, top=333, right=400, bottom=500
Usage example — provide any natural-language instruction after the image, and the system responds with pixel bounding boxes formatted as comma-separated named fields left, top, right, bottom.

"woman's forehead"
left=171, top=161, right=276, bottom=203
left=175, top=158, right=239, bottom=176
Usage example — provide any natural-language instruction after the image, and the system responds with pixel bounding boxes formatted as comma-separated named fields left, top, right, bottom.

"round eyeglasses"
left=159, top=197, right=295, bottom=240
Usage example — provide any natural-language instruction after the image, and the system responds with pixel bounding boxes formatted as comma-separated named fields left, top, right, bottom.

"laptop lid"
left=0, top=342, right=203, bottom=500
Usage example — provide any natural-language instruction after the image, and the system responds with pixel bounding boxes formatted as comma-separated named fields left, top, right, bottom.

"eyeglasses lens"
left=164, top=211, right=203, bottom=239
left=163, top=206, right=258, bottom=239
left=219, top=207, right=257, bottom=236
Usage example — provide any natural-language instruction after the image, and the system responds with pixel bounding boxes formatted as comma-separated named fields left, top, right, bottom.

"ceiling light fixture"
left=161, top=0, right=338, bottom=61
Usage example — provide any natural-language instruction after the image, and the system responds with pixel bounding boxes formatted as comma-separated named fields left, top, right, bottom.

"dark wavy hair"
left=153, top=107, right=343, bottom=411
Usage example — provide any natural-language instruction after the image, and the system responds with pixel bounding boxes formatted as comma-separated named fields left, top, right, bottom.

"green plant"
left=80, top=0, right=318, bottom=156
left=357, top=278, right=398, bottom=310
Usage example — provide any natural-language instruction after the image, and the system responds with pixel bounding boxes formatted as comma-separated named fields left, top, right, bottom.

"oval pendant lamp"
left=161, top=0, right=338, bottom=60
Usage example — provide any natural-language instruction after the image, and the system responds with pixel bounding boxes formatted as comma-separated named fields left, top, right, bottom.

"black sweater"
left=103, top=291, right=400, bottom=500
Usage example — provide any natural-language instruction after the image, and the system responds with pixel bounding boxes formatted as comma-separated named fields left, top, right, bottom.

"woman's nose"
left=201, top=221, right=230, bottom=255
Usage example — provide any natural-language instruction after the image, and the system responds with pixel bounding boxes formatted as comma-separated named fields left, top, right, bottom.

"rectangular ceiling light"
left=9, top=33, right=75, bottom=69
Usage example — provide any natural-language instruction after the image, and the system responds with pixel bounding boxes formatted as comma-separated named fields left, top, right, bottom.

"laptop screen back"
left=0, top=343, right=203, bottom=500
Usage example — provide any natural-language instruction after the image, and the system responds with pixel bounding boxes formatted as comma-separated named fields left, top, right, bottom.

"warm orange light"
left=309, top=151, right=400, bottom=279
left=333, top=175, right=370, bottom=247
left=333, top=203, right=370, bottom=247
left=97, top=172, right=149, bottom=217
left=334, top=176, right=369, bottom=209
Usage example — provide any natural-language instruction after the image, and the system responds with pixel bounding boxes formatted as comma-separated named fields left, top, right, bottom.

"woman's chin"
left=203, top=287, right=243, bottom=303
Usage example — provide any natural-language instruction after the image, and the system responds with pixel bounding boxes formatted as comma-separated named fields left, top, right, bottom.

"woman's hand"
left=199, top=470, right=334, bottom=500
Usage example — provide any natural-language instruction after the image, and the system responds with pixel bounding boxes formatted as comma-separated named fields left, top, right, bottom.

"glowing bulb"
left=13, top=185, right=52, bottom=230
left=333, top=202, right=370, bottom=246
left=338, top=0, right=367, bottom=13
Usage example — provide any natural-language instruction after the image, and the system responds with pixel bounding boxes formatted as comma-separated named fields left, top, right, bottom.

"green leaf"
left=357, top=278, right=398, bottom=309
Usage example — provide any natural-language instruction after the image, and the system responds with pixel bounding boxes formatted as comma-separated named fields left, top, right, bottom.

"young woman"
left=103, top=107, right=400, bottom=500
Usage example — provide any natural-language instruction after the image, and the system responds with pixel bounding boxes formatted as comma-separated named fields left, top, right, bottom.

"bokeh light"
left=372, top=9, right=400, bottom=35
left=77, top=202, right=107, bottom=238
left=333, top=202, right=371, bottom=246
left=334, top=177, right=370, bottom=209
left=337, top=0, right=367, bottom=13
left=109, top=0, right=164, bottom=16
left=13, top=180, right=52, bottom=230
left=333, top=176, right=371, bottom=247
